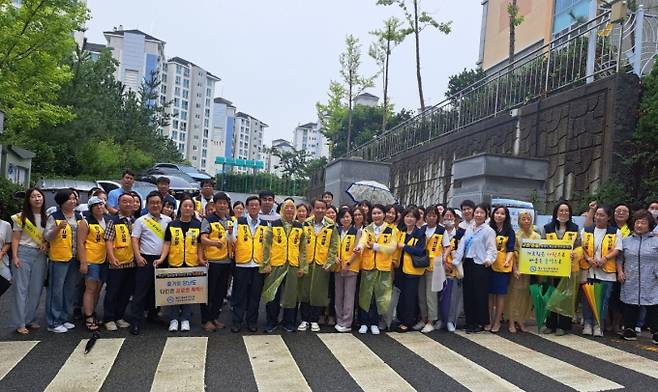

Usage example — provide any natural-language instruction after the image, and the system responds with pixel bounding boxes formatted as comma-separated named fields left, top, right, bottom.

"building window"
left=183, top=90, right=189, bottom=99
left=173, top=119, right=179, bottom=128
left=203, top=129, right=209, bottom=138
left=175, top=87, right=180, bottom=96
left=202, top=149, right=207, bottom=158
left=183, top=67, right=190, bottom=77
left=175, top=76, right=181, bottom=85
left=180, top=122, right=186, bottom=130
left=171, top=130, right=178, bottom=139
left=180, top=133, right=186, bottom=141
left=206, top=88, right=212, bottom=96
left=201, top=159, right=206, bottom=167
left=202, top=139, right=208, bottom=147
left=174, top=98, right=180, bottom=107
left=178, top=143, right=185, bottom=151
left=194, top=135, right=199, bottom=140
left=176, top=64, right=182, bottom=74
left=193, top=146, right=198, bottom=151
left=204, top=119, right=209, bottom=127
left=181, top=111, right=188, bottom=121
left=183, top=79, right=190, bottom=88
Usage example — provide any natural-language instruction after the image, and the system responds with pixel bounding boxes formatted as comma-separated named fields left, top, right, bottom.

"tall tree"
left=0, top=0, right=88, bottom=131
left=377, top=0, right=452, bottom=112
left=316, top=81, right=347, bottom=154
left=507, top=0, right=525, bottom=64
left=369, top=17, right=406, bottom=132
left=270, top=148, right=309, bottom=179
left=339, top=35, right=375, bottom=155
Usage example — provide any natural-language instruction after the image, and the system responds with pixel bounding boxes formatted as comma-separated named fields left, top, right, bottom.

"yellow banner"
left=518, top=239, right=573, bottom=277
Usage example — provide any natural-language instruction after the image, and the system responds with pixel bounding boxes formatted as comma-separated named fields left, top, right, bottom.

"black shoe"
left=282, top=325, right=295, bottom=333
left=130, top=324, right=140, bottom=335
left=248, top=325, right=258, bottom=333
left=622, top=328, right=637, bottom=341
left=652, top=333, right=658, bottom=345
left=470, top=326, right=484, bottom=333
left=231, top=326, right=241, bottom=333
left=264, top=324, right=278, bottom=333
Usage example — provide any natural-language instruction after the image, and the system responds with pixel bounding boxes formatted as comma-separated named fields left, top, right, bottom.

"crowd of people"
left=0, top=169, right=656, bottom=345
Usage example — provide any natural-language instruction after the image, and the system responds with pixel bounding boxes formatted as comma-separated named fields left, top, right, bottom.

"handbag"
left=411, top=251, right=430, bottom=268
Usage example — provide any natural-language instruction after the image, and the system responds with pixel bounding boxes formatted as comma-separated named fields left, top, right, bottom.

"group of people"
left=0, top=170, right=656, bottom=345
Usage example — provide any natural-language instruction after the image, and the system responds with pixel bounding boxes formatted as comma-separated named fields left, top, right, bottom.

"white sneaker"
left=447, top=322, right=456, bottom=332
left=48, top=325, right=68, bottom=333
left=421, top=323, right=435, bottom=333
left=105, top=321, right=118, bottom=331
left=582, top=323, right=593, bottom=336
left=297, top=321, right=309, bottom=331
left=593, top=325, right=603, bottom=337
left=310, top=322, right=320, bottom=332
left=433, top=320, right=444, bottom=330
left=335, top=324, right=350, bottom=333
left=370, top=325, right=380, bottom=335
left=116, top=319, right=130, bottom=328
left=169, top=319, right=179, bottom=332
left=635, top=326, right=642, bottom=334
left=412, top=321, right=425, bottom=331
left=63, top=322, right=75, bottom=330
left=180, top=320, right=190, bottom=332
left=358, top=325, right=368, bottom=334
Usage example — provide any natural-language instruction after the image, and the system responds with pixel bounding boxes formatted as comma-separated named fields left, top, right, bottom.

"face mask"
left=443, top=220, right=454, bottom=227
left=650, top=209, right=658, bottom=219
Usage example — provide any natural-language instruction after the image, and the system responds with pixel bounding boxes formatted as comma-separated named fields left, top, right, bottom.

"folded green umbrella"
left=546, top=276, right=579, bottom=318
left=529, top=283, right=555, bottom=332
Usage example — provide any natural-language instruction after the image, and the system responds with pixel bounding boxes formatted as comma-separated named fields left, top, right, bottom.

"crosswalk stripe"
left=531, top=331, right=658, bottom=379
left=150, top=337, right=207, bottom=392
left=0, top=341, right=39, bottom=382
left=389, top=332, right=524, bottom=392
left=318, top=333, right=415, bottom=392
left=456, top=331, right=622, bottom=392
left=243, top=335, right=311, bottom=392
left=44, top=338, right=124, bottom=392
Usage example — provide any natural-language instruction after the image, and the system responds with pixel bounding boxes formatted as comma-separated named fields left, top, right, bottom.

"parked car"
left=137, top=174, right=199, bottom=198
left=152, top=163, right=212, bottom=182
left=143, top=167, right=198, bottom=184
left=34, top=179, right=99, bottom=210
left=97, top=180, right=157, bottom=209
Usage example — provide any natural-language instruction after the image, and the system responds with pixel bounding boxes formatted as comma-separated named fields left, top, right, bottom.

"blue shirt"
left=107, top=187, right=132, bottom=209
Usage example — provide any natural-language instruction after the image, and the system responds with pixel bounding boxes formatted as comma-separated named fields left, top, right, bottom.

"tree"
left=377, top=0, right=452, bottom=112
left=339, top=35, right=375, bottom=155
left=0, top=0, right=88, bottom=132
left=271, top=148, right=309, bottom=179
left=316, top=81, right=347, bottom=154
left=507, top=0, right=525, bottom=64
left=445, top=67, right=486, bottom=99
left=369, top=17, right=406, bottom=133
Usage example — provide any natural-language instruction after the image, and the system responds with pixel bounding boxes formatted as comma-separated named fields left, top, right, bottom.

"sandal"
left=396, top=325, right=410, bottom=333
left=27, top=323, right=41, bottom=330
left=85, top=313, right=99, bottom=332
left=16, top=327, right=29, bottom=335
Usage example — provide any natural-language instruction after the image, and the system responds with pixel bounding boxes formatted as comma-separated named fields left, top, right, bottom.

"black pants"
left=231, top=267, right=263, bottom=327
left=201, top=262, right=232, bottom=324
left=103, top=267, right=135, bottom=322
left=623, top=303, right=658, bottom=332
left=128, top=255, right=157, bottom=326
left=397, top=273, right=420, bottom=327
left=0, top=276, right=10, bottom=298
left=358, top=296, right=379, bottom=326
left=545, top=277, right=572, bottom=331
left=266, top=283, right=296, bottom=328
left=300, top=302, right=322, bottom=323
left=327, top=272, right=336, bottom=318
left=462, top=258, right=490, bottom=327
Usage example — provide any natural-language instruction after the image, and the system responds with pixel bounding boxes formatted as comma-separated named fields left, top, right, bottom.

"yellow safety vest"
left=337, top=227, right=360, bottom=273
left=113, top=221, right=134, bottom=264
left=270, top=220, right=303, bottom=267
left=48, top=211, right=81, bottom=262
left=582, top=226, right=617, bottom=273
left=234, top=217, right=266, bottom=264
left=492, top=234, right=512, bottom=273
left=304, top=222, right=334, bottom=266
left=361, top=225, right=396, bottom=272
left=425, top=227, right=444, bottom=272
left=400, top=231, right=425, bottom=276
left=204, top=216, right=230, bottom=261
left=544, top=222, right=581, bottom=273
left=84, top=222, right=106, bottom=264
left=168, top=222, right=201, bottom=267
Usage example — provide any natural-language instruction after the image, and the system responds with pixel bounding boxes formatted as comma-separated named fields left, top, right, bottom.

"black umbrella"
left=85, top=331, right=100, bottom=354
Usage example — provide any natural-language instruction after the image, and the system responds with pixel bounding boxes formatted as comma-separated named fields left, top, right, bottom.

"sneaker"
left=116, top=319, right=130, bottom=328
left=169, top=319, right=179, bottom=332
left=582, top=323, right=593, bottom=336
left=447, top=322, right=456, bottom=332
left=412, top=321, right=425, bottom=331
left=264, top=323, right=278, bottom=333
left=421, top=323, right=435, bottom=334
left=48, top=325, right=68, bottom=333
left=105, top=321, right=118, bottom=331
left=635, top=326, right=642, bottom=334
left=282, top=325, right=295, bottom=333
left=358, top=325, right=368, bottom=334
left=297, top=321, right=309, bottom=332
left=541, top=326, right=553, bottom=334
left=63, top=322, right=75, bottom=330
left=335, top=324, right=350, bottom=333
left=555, top=328, right=566, bottom=336
left=622, top=328, right=637, bottom=341
left=652, top=333, right=658, bottom=345
left=593, top=325, right=603, bottom=337
left=370, top=325, right=380, bottom=335
left=180, top=320, right=190, bottom=332
left=310, top=322, right=321, bottom=332
left=433, top=320, right=443, bottom=330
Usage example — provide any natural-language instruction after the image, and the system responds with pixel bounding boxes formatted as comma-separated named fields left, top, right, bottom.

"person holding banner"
left=199, top=191, right=234, bottom=332
left=155, top=196, right=205, bottom=332
left=230, top=196, right=268, bottom=333
left=44, top=189, right=83, bottom=333
left=507, top=210, right=538, bottom=333
left=580, top=205, right=621, bottom=337
left=298, top=199, right=339, bottom=332
left=261, top=199, right=307, bottom=333
left=453, top=204, right=497, bottom=334
left=487, top=206, right=516, bottom=333
left=77, top=197, right=110, bottom=332
left=103, top=192, right=136, bottom=331
left=541, top=201, right=582, bottom=335
left=129, top=191, right=172, bottom=335
left=10, top=188, right=48, bottom=335
left=439, top=208, right=465, bottom=332
left=354, top=204, right=399, bottom=335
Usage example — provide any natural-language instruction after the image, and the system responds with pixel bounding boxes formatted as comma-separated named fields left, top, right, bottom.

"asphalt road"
left=1, top=289, right=657, bottom=392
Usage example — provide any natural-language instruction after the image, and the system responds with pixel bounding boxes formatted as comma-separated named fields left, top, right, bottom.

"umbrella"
left=346, top=181, right=397, bottom=205
left=84, top=331, right=100, bottom=354
left=546, top=276, right=579, bottom=318
left=581, top=281, right=605, bottom=326
left=529, top=283, right=555, bottom=332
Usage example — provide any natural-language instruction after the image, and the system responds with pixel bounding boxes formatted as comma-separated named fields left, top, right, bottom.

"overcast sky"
left=85, top=0, right=482, bottom=146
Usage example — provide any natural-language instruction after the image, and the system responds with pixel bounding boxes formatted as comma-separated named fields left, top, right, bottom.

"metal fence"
left=349, top=8, right=654, bottom=162
left=215, top=173, right=308, bottom=196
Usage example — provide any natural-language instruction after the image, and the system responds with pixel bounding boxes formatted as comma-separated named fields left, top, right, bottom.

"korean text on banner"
left=154, top=267, right=208, bottom=306
left=518, top=239, right=572, bottom=277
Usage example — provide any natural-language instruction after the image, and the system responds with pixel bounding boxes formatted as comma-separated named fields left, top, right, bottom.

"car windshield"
left=132, top=182, right=157, bottom=199
left=177, top=165, right=199, bottom=174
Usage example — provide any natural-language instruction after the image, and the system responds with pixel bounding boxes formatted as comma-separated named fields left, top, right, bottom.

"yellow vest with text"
left=582, top=225, right=617, bottom=273
left=492, top=234, right=513, bottom=273
left=168, top=220, right=201, bottom=267
left=544, top=221, right=582, bottom=273
left=204, top=215, right=230, bottom=261
left=337, top=227, right=360, bottom=273
left=425, top=226, right=445, bottom=273
left=270, top=220, right=303, bottom=267
left=48, top=210, right=82, bottom=262
left=361, top=225, right=396, bottom=272
left=234, top=217, right=267, bottom=264
left=84, top=214, right=108, bottom=264
left=400, top=231, right=425, bottom=276
left=444, top=228, right=466, bottom=278
left=304, top=221, right=335, bottom=266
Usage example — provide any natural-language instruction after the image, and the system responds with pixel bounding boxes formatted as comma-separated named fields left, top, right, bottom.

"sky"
left=85, top=0, right=482, bottom=146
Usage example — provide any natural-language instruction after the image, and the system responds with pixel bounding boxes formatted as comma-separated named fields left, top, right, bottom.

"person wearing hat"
left=77, top=196, right=111, bottom=331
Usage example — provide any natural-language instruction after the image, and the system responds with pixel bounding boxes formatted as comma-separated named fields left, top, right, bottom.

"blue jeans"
left=582, top=279, right=613, bottom=326
left=46, top=259, right=80, bottom=328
